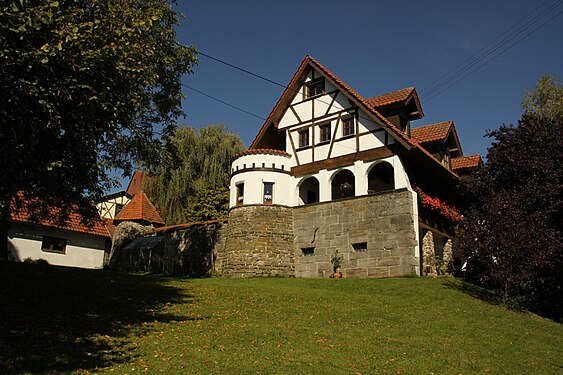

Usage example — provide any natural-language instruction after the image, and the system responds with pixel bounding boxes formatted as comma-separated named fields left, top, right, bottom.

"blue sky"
left=115, top=1, right=562, bottom=190
left=174, top=1, right=562, bottom=153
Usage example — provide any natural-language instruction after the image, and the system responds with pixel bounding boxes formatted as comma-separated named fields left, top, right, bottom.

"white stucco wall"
left=7, top=223, right=108, bottom=269
left=230, top=152, right=292, bottom=207
left=96, top=193, right=131, bottom=219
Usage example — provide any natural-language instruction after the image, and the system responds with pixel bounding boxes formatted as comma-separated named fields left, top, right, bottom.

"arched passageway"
left=367, top=162, right=394, bottom=193
left=331, top=170, right=355, bottom=200
left=299, top=176, right=320, bottom=205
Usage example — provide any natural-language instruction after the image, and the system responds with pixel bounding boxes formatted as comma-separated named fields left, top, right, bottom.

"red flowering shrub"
left=414, top=187, right=463, bottom=223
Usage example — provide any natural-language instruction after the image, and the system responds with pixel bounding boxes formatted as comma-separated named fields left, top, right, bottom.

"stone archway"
left=331, top=169, right=355, bottom=200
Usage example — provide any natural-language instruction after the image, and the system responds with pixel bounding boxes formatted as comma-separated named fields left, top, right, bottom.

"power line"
left=420, top=1, right=562, bottom=100
left=182, top=83, right=266, bottom=120
left=186, top=0, right=560, bottom=131
left=198, top=51, right=286, bottom=89
left=420, top=0, right=556, bottom=96
left=423, top=7, right=563, bottom=102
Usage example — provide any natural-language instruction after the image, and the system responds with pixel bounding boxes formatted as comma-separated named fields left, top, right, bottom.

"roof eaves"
left=249, top=56, right=311, bottom=149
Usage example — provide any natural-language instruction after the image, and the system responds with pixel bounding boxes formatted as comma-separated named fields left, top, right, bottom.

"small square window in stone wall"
left=352, top=242, right=368, bottom=252
left=301, top=247, right=315, bottom=256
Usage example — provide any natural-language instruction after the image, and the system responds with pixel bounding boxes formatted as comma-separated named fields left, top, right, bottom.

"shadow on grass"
left=441, top=277, right=503, bottom=306
left=0, top=262, right=200, bottom=374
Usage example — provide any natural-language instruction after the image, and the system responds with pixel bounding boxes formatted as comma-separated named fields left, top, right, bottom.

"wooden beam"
left=291, top=146, right=394, bottom=176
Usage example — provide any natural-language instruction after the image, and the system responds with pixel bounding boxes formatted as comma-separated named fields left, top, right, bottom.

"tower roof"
left=114, top=191, right=164, bottom=226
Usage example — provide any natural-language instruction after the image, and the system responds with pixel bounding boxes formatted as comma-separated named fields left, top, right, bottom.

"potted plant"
left=330, top=249, right=343, bottom=278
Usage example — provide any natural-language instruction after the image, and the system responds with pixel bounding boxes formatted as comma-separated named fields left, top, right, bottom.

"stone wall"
left=420, top=227, right=454, bottom=275
left=222, top=205, right=294, bottom=277
left=161, top=220, right=228, bottom=276
left=111, top=220, right=227, bottom=276
left=293, top=188, right=419, bottom=278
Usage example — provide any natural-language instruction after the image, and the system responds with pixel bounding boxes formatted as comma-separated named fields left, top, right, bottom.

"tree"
left=143, top=124, right=245, bottom=224
left=0, top=0, right=197, bottom=259
left=522, top=75, right=563, bottom=123
left=184, top=186, right=230, bottom=223
left=456, top=76, right=562, bottom=321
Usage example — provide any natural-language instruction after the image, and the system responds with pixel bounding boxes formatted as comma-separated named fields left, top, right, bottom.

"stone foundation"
left=222, top=205, right=295, bottom=277
left=293, top=189, right=419, bottom=278
left=137, top=189, right=443, bottom=279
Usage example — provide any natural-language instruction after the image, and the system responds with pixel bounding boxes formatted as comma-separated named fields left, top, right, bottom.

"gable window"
left=320, top=123, right=331, bottom=143
left=298, top=129, right=310, bottom=148
left=263, top=182, right=274, bottom=204
left=304, top=77, right=325, bottom=98
left=236, top=183, right=245, bottom=205
left=42, top=236, right=67, bottom=254
left=342, top=117, right=355, bottom=137
left=114, top=203, right=124, bottom=217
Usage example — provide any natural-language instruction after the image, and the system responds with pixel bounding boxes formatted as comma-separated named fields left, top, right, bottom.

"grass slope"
left=0, top=263, right=561, bottom=374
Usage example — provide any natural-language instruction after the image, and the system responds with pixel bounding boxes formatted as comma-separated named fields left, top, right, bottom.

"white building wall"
left=7, top=223, right=107, bottom=269
left=230, top=153, right=292, bottom=207
left=97, top=194, right=131, bottom=219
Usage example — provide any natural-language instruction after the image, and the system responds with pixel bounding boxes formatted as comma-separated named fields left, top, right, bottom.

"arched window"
left=299, top=177, right=319, bottom=205
left=367, top=162, right=394, bottom=193
left=331, top=170, right=355, bottom=200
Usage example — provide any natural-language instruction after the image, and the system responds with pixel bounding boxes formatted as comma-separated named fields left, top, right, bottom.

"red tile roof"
left=103, top=218, right=117, bottom=238
left=452, top=154, right=483, bottom=170
left=366, top=87, right=415, bottom=107
left=10, top=196, right=110, bottom=238
left=411, top=121, right=453, bottom=143
left=114, top=191, right=165, bottom=225
left=126, top=170, right=148, bottom=196
left=234, top=148, right=291, bottom=160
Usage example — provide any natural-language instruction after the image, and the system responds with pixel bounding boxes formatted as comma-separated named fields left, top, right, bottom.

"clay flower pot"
left=330, top=270, right=342, bottom=278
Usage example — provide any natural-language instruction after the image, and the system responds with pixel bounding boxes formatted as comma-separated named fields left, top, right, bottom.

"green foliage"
left=522, top=75, right=563, bottom=123
left=0, top=0, right=197, bottom=256
left=456, top=76, right=562, bottom=321
left=144, top=124, right=244, bottom=224
left=330, top=249, right=343, bottom=271
left=185, top=186, right=230, bottom=222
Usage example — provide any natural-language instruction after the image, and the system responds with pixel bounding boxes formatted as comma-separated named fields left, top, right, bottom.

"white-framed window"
left=236, top=183, right=245, bottom=205
left=41, top=236, right=67, bottom=254
left=263, top=181, right=274, bottom=204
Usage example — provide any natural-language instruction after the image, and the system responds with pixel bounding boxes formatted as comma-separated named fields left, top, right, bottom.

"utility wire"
left=420, top=0, right=562, bottom=100
left=423, top=7, right=563, bottom=102
left=186, top=0, right=560, bottom=133
left=420, top=0, right=557, bottom=96
left=198, top=51, right=287, bottom=89
left=182, top=83, right=266, bottom=120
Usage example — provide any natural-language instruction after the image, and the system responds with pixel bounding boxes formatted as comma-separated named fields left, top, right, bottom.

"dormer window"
left=304, top=77, right=325, bottom=98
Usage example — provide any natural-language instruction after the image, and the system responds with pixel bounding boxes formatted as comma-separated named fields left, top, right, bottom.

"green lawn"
left=0, top=262, right=561, bottom=374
